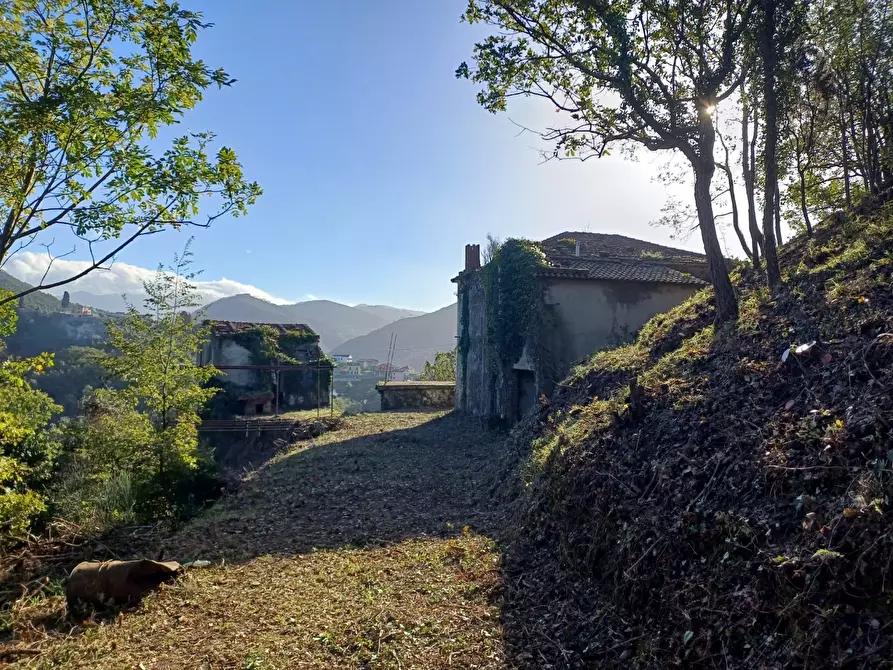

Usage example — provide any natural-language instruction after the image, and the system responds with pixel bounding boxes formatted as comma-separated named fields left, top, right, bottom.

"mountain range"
left=1, top=271, right=456, bottom=368
left=196, top=294, right=424, bottom=351
left=332, top=303, right=457, bottom=370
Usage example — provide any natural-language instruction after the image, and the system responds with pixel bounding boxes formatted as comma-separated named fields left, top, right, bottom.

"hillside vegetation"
left=497, top=203, right=893, bottom=668
left=0, top=271, right=63, bottom=313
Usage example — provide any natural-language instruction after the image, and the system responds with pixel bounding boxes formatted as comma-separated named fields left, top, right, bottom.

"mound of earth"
left=496, top=202, right=893, bottom=668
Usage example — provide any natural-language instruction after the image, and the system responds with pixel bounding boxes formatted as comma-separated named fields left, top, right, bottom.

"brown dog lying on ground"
left=66, top=559, right=182, bottom=608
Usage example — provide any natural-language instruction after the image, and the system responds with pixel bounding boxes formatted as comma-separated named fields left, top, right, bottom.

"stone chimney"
left=464, top=243, right=481, bottom=272
left=575, top=240, right=581, bottom=257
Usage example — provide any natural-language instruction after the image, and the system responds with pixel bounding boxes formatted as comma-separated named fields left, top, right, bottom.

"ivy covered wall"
left=455, top=238, right=547, bottom=422
left=202, top=324, right=332, bottom=417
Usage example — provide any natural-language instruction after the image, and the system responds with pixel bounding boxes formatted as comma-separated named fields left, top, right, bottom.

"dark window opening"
left=255, top=403, right=264, bottom=414
left=516, top=369, right=536, bottom=417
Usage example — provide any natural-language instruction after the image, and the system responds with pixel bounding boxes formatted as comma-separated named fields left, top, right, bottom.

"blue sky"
left=13, top=0, right=722, bottom=312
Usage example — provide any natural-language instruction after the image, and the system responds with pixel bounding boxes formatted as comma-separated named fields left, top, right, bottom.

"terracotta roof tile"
left=538, top=258, right=708, bottom=286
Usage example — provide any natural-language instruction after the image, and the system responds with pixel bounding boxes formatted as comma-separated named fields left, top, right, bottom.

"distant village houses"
left=355, top=358, right=381, bottom=371
left=334, top=362, right=363, bottom=378
left=375, top=363, right=414, bottom=381
left=453, top=232, right=711, bottom=423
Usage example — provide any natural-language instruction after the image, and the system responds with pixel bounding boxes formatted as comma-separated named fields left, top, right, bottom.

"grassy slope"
left=498, top=204, right=893, bottom=668
left=9, top=413, right=506, bottom=669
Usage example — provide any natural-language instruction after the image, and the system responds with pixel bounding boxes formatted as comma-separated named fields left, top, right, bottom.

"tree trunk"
left=759, top=0, right=783, bottom=288
left=841, top=104, right=852, bottom=208
left=718, top=161, right=752, bottom=261
left=717, top=120, right=752, bottom=262
left=865, top=74, right=880, bottom=194
left=694, top=164, right=738, bottom=322
left=774, top=181, right=783, bottom=246
left=798, top=167, right=813, bottom=236
left=693, top=106, right=737, bottom=322
left=742, top=102, right=763, bottom=268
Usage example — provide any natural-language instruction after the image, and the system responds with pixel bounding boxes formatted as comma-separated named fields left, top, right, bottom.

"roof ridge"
left=548, top=253, right=705, bottom=265
left=541, top=231, right=707, bottom=259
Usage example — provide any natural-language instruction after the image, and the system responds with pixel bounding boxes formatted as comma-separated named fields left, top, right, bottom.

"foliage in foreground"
left=0, top=299, right=61, bottom=546
left=421, top=349, right=457, bottom=382
left=0, top=0, right=261, bottom=307
left=0, top=245, right=224, bottom=546
left=63, top=247, right=220, bottom=524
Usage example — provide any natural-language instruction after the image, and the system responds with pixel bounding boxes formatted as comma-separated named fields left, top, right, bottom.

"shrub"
left=0, top=301, right=63, bottom=545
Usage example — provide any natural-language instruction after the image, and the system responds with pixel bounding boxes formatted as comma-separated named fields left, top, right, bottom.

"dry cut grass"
left=8, top=412, right=507, bottom=669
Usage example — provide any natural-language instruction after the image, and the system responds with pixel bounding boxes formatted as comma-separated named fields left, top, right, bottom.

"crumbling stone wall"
left=377, top=383, right=455, bottom=411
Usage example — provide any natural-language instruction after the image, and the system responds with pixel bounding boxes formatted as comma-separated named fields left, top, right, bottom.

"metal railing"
left=198, top=419, right=297, bottom=434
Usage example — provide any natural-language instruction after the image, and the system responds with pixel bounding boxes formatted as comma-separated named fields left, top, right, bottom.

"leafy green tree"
left=787, top=0, right=893, bottom=214
left=755, top=0, right=811, bottom=285
left=0, top=295, right=61, bottom=545
left=421, top=350, right=457, bottom=382
left=98, top=244, right=217, bottom=486
left=35, top=346, right=108, bottom=416
left=0, top=1, right=260, bottom=307
left=68, top=388, right=154, bottom=481
left=61, top=291, right=70, bottom=309
left=824, top=0, right=893, bottom=197
left=458, top=0, right=754, bottom=321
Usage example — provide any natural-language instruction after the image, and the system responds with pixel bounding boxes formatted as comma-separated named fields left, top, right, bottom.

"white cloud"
left=3, top=251, right=293, bottom=306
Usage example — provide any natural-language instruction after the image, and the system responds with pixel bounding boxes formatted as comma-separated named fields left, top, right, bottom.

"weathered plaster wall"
left=455, top=271, right=494, bottom=416
left=456, top=272, right=700, bottom=422
left=217, top=340, right=255, bottom=386
left=377, top=383, right=455, bottom=411
left=542, top=278, right=699, bottom=383
left=199, top=337, right=255, bottom=387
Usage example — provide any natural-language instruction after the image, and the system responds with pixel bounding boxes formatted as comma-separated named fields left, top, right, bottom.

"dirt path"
left=20, top=412, right=507, bottom=669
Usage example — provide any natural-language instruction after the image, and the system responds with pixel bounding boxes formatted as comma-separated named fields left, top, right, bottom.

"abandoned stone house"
left=452, top=232, right=711, bottom=422
left=198, top=321, right=333, bottom=417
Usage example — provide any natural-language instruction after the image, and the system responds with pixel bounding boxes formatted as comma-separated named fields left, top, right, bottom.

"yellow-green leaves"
left=0, top=326, right=60, bottom=545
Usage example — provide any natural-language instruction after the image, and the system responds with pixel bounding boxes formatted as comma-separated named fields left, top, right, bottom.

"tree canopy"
left=0, top=0, right=260, bottom=306
left=458, top=0, right=754, bottom=320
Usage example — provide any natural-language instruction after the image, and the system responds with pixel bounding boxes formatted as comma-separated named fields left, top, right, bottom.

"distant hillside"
left=353, top=304, right=425, bottom=322
left=198, top=293, right=291, bottom=324
left=3, top=307, right=110, bottom=415
left=0, top=270, right=63, bottom=313
left=332, top=304, right=457, bottom=370
left=199, top=294, right=421, bottom=351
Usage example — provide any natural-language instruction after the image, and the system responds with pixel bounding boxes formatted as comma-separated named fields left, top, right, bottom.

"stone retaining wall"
left=376, top=382, right=456, bottom=411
